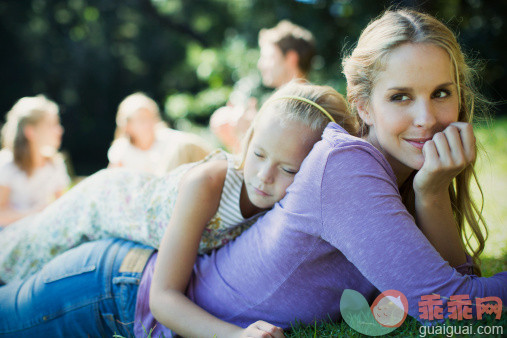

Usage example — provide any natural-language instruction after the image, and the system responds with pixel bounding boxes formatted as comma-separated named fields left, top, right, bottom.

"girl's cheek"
left=281, top=176, right=295, bottom=192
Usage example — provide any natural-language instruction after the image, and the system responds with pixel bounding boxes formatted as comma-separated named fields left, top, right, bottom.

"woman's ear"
left=356, top=99, right=374, bottom=126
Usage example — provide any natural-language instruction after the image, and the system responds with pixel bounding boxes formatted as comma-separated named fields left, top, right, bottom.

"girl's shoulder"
left=183, top=155, right=229, bottom=189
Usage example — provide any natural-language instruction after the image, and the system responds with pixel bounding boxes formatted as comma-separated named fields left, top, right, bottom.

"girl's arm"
left=413, top=122, right=476, bottom=267
left=149, top=160, right=283, bottom=338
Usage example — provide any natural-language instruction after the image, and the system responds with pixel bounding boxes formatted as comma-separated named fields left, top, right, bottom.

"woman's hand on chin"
left=413, top=122, right=476, bottom=198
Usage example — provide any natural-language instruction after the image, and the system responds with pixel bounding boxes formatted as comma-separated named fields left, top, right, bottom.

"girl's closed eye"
left=282, top=167, right=298, bottom=175
left=254, top=151, right=265, bottom=159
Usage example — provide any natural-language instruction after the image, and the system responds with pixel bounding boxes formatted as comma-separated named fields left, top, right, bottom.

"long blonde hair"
left=1, top=95, right=60, bottom=175
left=342, top=9, right=487, bottom=274
left=238, top=80, right=359, bottom=168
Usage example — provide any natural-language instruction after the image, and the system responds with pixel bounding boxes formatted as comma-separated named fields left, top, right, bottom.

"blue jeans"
left=0, top=238, right=154, bottom=337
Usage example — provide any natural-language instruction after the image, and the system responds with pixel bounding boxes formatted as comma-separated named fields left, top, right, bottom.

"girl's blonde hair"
left=1, top=95, right=60, bottom=175
left=342, top=9, right=487, bottom=274
left=113, top=92, right=165, bottom=142
left=238, top=81, right=360, bottom=168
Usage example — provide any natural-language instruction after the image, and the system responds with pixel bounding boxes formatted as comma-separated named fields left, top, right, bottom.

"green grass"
left=473, top=117, right=507, bottom=276
left=287, top=315, right=506, bottom=337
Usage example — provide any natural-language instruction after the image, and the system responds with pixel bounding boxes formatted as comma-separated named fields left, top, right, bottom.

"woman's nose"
left=413, top=100, right=437, bottom=129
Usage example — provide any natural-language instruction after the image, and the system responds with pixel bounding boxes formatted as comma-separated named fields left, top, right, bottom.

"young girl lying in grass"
left=0, top=81, right=360, bottom=284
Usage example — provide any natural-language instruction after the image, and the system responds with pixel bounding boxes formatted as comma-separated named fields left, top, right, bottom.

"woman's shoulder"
left=322, top=123, right=375, bottom=150
left=317, top=123, right=386, bottom=165
left=313, top=123, right=397, bottom=183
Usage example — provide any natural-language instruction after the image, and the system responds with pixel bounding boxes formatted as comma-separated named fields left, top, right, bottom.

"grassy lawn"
left=473, top=117, right=507, bottom=276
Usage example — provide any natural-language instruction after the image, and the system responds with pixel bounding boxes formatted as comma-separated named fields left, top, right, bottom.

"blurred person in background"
left=210, top=20, right=316, bottom=153
left=108, top=92, right=212, bottom=176
left=0, top=95, right=70, bottom=226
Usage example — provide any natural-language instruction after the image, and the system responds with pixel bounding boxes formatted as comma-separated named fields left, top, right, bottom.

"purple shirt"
left=135, top=123, right=507, bottom=337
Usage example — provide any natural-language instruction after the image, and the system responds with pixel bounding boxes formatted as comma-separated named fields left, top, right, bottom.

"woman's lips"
left=404, top=138, right=432, bottom=150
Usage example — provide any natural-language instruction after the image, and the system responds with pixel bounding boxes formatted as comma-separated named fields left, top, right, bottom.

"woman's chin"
left=409, top=154, right=425, bottom=171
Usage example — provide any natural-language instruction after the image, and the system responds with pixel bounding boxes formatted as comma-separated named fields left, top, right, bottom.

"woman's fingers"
left=425, top=123, right=475, bottom=171
left=442, top=125, right=467, bottom=167
left=432, top=131, right=452, bottom=166
left=449, top=122, right=476, bottom=163
left=422, top=139, right=439, bottom=169
left=415, top=122, right=476, bottom=195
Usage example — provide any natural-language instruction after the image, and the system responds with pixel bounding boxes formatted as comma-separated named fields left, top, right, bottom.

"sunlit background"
left=1, top=0, right=505, bottom=175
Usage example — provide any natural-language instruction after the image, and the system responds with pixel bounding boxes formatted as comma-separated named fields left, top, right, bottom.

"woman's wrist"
left=413, top=186, right=450, bottom=207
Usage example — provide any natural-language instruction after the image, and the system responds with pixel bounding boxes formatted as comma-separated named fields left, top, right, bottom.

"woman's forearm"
left=414, top=189, right=466, bottom=267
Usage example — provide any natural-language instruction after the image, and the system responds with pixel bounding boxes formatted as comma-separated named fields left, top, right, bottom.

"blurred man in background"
left=210, top=20, right=316, bottom=153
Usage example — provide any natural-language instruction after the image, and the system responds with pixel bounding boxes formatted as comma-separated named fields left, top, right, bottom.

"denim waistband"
left=118, top=247, right=155, bottom=274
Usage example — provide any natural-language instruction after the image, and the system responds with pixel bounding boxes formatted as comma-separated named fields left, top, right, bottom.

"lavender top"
left=135, top=123, right=507, bottom=337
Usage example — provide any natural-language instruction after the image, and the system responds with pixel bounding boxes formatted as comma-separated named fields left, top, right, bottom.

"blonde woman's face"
left=32, top=112, right=64, bottom=151
left=243, top=112, right=320, bottom=209
left=363, top=43, right=459, bottom=175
